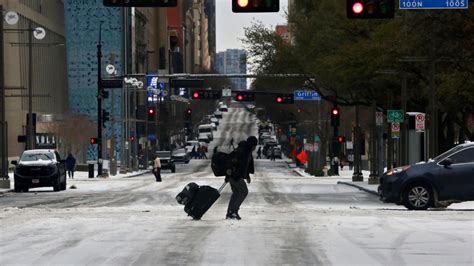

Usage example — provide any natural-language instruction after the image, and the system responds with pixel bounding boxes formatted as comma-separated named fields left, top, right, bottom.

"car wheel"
left=61, top=180, right=67, bottom=190
left=22, top=186, right=29, bottom=193
left=14, top=183, right=22, bottom=193
left=403, top=183, right=434, bottom=210
left=53, top=176, right=61, bottom=192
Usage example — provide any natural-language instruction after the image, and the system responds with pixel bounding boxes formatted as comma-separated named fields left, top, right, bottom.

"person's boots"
left=226, top=212, right=241, bottom=220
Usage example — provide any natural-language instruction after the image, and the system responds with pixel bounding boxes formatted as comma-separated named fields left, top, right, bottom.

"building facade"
left=215, top=49, right=247, bottom=90
left=1, top=0, right=68, bottom=159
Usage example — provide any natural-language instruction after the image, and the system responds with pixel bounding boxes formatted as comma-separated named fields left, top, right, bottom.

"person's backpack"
left=211, top=150, right=238, bottom=176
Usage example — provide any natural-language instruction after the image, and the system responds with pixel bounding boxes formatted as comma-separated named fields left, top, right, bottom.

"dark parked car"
left=172, top=149, right=190, bottom=164
left=156, top=151, right=176, bottom=173
left=12, top=149, right=67, bottom=192
left=378, top=142, right=474, bottom=210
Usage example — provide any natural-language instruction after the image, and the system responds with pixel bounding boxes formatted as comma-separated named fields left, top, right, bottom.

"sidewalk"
left=293, top=167, right=378, bottom=195
left=0, top=169, right=152, bottom=194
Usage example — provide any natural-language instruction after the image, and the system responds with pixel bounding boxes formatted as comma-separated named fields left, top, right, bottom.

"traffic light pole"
left=352, top=104, right=363, bottom=181
left=0, top=10, right=7, bottom=180
left=97, top=24, right=103, bottom=177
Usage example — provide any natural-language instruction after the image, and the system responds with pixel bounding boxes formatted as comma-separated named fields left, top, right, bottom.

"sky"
left=216, top=0, right=289, bottom=53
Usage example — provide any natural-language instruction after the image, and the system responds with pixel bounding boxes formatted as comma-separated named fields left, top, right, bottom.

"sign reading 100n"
left=399, top=0, right=468, bottom=9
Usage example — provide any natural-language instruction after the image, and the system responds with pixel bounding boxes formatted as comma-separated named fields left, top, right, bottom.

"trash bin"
left=88, top=163, right=94, bottom=178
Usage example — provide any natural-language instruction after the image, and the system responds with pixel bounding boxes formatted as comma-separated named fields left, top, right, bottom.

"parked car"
left=378, top=142, right=474, bottom=210
left=214, top=110, right=223, bottom=119
left=211, top=122, right=217, bottom=131
left=172, top=149, right=190, bottom=164
left=198, top=133, right=211, bottom=143
left=263, top=141, right=282, bottom=159
left=12, top=149, right=67, bottom=192
left=185, top=140, right=207, bottom=153
left=219, top=105, right=228, bottom=112
left=259, top=133, right=272, bottom=145
left=155, top=151, right=176, bottom=173
left=210, top=117, right=219, bottom=126
left=198, top=124, right=214, bottom=141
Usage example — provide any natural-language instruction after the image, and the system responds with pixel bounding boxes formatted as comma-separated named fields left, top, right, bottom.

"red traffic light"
left=148, top=106, right=156, bottom=116
left=192, top=91, right=200, bottom=99
left=237, top=94, right=244, bottom=101
left=90, top=137, right=98, bottom=145
left=276, top=97, right=283, bottom=103
left=352, top=2, right=364, bottom=13
left=297, top=108, right=302, bottom=113
left=185, top=108, right=192, bottom=115
left=331, top=107, right=340, bottom=116
left=338, top=136, right=346, bottom=143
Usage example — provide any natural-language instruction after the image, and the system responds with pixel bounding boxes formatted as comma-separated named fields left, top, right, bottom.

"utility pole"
left=97, top=23, right=103, bottom=176
left=401, top=72, right=408, bottom=165
left=352, top=104, right=363, bottom=181
left=27, top=20, right=34, bottom=150
left=0, top=5, right=7, bottom=179
left=429, top=42, right=437, bottom=158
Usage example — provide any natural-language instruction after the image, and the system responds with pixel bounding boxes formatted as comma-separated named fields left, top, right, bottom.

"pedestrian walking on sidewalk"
left=153, top=155, right=162, bottom=182
left=225, top=136, right=257, bottom=220
left=256, top=147, right=262, bottom=159
left=348, top=154, right=354, bottom=170
left=65, top=152, right=76, bottom=179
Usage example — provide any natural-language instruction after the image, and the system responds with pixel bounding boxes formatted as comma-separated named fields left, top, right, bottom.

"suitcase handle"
left=218, top=181, right=227, bottom=193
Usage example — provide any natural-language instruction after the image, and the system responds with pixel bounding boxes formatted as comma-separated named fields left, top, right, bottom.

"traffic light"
left=184, top=108, right=192, bottom=121
left=338, top=136, right=346, bottom=143
left=191, top=90, right=221, bottom=100
left=232, top=0, right=279, bottom=13
left=346, top=0, right=395, bottom=19
left=103, top=0, right=177, bottom=7
left=331, top=106, right=340, bottom=127
left=235, top=91, right=255, bottom=102
left=90, top=137, right=98, bottom=145
left=102, top=110, right=110, bottom=127
left=147, top=106, right=156, bottom=119
left=296, top=107, right=302, bottom=113
left=274, top=94, right=294, bottom=104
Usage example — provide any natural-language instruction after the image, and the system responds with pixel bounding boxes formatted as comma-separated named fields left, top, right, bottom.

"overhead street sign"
left=399, top=0, right=468, bottom=9
left=294, top=90, right=321, bottom=101
left=387, top=110, right=404, bottom=123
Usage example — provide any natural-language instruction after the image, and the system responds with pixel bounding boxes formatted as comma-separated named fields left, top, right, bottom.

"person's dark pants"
left=227, top=178, right=248, bottom=214
left=154, top=168, right=162, bottom=182
left=67, top=169, right=74, bottom=179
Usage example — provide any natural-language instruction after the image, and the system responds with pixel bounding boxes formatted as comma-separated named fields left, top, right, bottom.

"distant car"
left=378, top=142, right=474, bottom=210
left=12, top=149, right=67, bottom=192
left=185, top=140, right=207, bottom=153
left=259, top=133, right=272, bottom=145
left=210, top=117, right=219, bottom=126
left=198, top=133, right=211, bottom=143
left=155, top=151, right=176, bottom=173
left=211, top=122, right=217, bottom=131
left=219, top=105, right=228, bottom=112
left=214, top=110, right=223, bottom=119
left=172, top=149, right=190, bottom=164
left=198, top=124, right=214, bottom=141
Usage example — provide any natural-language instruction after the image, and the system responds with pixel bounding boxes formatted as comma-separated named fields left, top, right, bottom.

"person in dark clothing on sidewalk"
left=256, top=146, right=262, bottom=159
left=65, top=153, right=76, bottom=179
left=225, top=136, right=257, bottom=220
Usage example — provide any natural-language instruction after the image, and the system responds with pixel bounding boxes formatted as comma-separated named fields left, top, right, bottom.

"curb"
left=122, top=170, right=152, bottom=178
left=337, top=181, right=379, bottom=196
left=292, top=169, right=307, bottom=177
left=0, top=189, right=13, bottom=194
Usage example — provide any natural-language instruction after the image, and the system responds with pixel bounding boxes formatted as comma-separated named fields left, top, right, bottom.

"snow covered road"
left=1, top=107, right=472, bottom=265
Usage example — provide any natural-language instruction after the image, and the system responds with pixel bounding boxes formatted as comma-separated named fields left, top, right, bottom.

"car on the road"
left=12, top=149, right=67, bottom=192
left=198, top=133, right=211, bottom=143
left=219, top=105, right=228, bottom=112
left=155, top=151, right=176, bottom=173
left=214, top=110, right=223, bottom=119
left=263, top=141, right=282, bottom=159
left=210, top=117, right=219, bottom=126
left=259, top=133, right=272, bottom=145
left=210, top=122, right=217, bottom=131
left=172, top=149, right=190, bottom=164
left=198, top=124, right=214, bottom=141
left=378, top=142, right=474, bottom=210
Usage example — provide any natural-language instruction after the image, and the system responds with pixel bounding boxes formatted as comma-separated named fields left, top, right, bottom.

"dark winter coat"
left=65, top=154, right=76, bottom=171
left=231, top=141, right=255, bottom=180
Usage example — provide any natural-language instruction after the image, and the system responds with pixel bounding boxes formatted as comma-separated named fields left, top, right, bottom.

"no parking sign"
left=415, top=114, right=425, bottom=133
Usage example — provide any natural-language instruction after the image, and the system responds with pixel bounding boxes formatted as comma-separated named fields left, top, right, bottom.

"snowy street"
left=1, top=107, right=473, bottom=265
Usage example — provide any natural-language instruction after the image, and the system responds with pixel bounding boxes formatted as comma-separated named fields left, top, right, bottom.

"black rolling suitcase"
left=176, top=182, right=200, bottom=205
left=184, top=182, right=227, bottom=220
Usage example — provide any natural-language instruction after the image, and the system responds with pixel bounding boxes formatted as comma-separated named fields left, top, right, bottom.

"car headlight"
left=386, top=165, right=410, bottom=176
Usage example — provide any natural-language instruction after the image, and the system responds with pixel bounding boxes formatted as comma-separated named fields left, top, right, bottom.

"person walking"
left=229, top=138, right=234, bottom=149
left=191, top=146, right=196, bottom=159
left=153, top=155, right=162, bottom=182
left=65, top=152, right=76, bottom=179
left=256, top=146, right=262, bottom=159
left=348, top=154, right=354, bottom=170
left=270, top=147, right=276, bottom=161
left=201, top=146, right=208, bottom=159
left=225, top=136, right=258, bottom=220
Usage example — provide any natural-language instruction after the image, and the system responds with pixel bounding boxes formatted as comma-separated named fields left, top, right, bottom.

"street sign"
left=346, top=141, right=353, bottom=150
left=33, top=27, right=46, bottom=40
left=106, top=64, right=115, bottom=75
left=313, top=143, right=319, bottom=152
left=376, top=112, right=384, bottom=126
left=294, top=90, right=321, bottom=101
left=387, top=110, right=404, bottom=123
left=222, top=88, right=232, bottom=97
left=391, top=122, right=400, bottom=139
left=415, top=113, right=425, bottom=133
left=399, top=0, right=468, bottom=9
left=314, top=134, right=321, bottom=142
left=102, top=78, right=122, bottom=88
left=5, top=11, right=19, bottom=25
